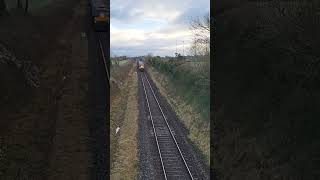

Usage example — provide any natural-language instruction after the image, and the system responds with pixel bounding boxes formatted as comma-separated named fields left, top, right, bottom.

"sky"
left=110, top=0, right=210, bottom=57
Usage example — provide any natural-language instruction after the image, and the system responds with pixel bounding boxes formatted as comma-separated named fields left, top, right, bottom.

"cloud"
left=111, top=0, right=185, bottom=24
left=110, top=0, right=210, bottom=56
left=110, top=25, right=146, bottom=46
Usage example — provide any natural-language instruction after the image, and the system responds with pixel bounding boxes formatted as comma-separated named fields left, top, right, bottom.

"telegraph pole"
left=182, top=41, right=184, bottom=56
left=175, top=40, right=177, bottom=54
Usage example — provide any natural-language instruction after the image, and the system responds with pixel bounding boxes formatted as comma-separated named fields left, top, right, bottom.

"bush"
left=147, top=56, right=210, bottom=122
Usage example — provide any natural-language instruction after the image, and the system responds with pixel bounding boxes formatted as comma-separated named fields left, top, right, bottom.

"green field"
left=111, top=59, right=130, bottom=67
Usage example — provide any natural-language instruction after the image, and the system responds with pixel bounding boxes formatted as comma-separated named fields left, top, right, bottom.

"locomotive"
left=89, top=0, right=109, bottom=31
left=138, top=60, right=145, bottom=71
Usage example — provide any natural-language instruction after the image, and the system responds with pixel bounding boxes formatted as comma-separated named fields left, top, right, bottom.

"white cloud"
left=110, top=25, right=146, bottom=46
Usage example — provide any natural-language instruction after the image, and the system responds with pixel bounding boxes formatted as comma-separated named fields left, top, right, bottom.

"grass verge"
left=110, top=64, right=139, bottom=179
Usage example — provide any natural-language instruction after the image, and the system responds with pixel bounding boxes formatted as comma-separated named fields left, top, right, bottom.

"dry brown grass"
left=148, top=67, right=210, bottom=166
left=110, top=62, right=132, bottom=165
left=110, top=65, right=139, bottom=180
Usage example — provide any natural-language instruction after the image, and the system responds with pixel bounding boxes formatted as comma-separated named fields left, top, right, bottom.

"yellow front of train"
left=139, top=64, right=144, bottom=71
left=94, top=12, right=108, bottom=24
left=93, top=9, right=109, bottom=31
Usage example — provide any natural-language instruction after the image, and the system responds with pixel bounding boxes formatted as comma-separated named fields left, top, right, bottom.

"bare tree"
left=190, top=13, right=210, bottom=44
left=190, top=13, right=210, bottom=56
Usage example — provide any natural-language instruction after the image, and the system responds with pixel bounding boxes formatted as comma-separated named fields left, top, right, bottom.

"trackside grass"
left=110, top=63, right=139, bottom=179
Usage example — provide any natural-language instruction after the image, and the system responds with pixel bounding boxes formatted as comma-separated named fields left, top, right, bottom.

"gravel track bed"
left=138, top=70, right=159, bottom=180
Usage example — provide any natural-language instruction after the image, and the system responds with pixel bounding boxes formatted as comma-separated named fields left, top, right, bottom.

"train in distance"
left=137, top=60, right=145, bottom=71
left=89, top=0, right=109, bottom=31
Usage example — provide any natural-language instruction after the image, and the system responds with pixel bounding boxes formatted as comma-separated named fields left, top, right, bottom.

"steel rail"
left=141, top=73, right=168, bottom=180
left=143, top=72, right=194, bottom=180
left=97, top=34, right=110, bottom=86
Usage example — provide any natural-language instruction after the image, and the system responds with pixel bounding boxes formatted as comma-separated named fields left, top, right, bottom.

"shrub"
left=147, top=56, right=210, bottom=122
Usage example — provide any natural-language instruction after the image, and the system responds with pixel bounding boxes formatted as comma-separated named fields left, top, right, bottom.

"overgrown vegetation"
left=148, top=56, right=210, bottom=122
left=213, top=0, right=320, bottom=179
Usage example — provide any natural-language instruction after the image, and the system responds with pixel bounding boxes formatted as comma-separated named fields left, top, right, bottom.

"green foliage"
left=148, top=56, right=210, bottom=122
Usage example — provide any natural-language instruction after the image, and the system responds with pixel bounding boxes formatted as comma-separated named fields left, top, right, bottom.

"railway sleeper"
left=161, top=150, right=179, bottom=154
left=158, top=141, right=175, bottom=145
left=167, top=176, right=188, bottom=180
left=157, top=137, right=171, bottom=141
left=161, top=146, right=178, bottom=150
left=165, top=165, right=182, bottom=168
left=157, top=138, right=172, bottom=142
left=159, top=144, right=177, bottom=148
left=165, top=163, right=184, bottom=168
left=162, top=151, right=179, bottom=154
left=154, top=126, right=168, bottom=130
left=165, top=167, right=184, bottom=172
left=166, top=173, right=188, bottom=178
left=157, top=133, right=170, bottom=137
left=162, top=156, right=179, bottom=161
left=162, top=156, right=179, bottom=159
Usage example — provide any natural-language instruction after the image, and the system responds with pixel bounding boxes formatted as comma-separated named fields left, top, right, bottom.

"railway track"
left=140, top=72, right=194, bottom=180
left=87, top=29, right=109, bottom=179
left=97, top=32, right=110, bottom=86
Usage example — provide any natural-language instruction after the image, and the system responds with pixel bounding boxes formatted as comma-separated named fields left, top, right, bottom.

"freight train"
left=89, top=0, right=109, bottom=31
